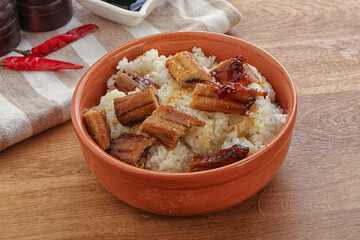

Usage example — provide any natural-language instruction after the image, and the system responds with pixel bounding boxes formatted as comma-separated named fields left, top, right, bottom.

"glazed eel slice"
left=83, top=109, right=111, bottom=150
left=165, top=51, right=212, bottom=88
left=114, top=71, right=159, bottom=93
left=109, top=133, right=157, bottom=168
left=141, top=105, right=205, bottom=150
left=189, top=144, right=250, bottom=172
left=210, top=55, right=265, bottom=87
left=190, top=82, right=260, bottom=115
left=114, top=87, right=159, bottom=126
left=210, top=55, right=251, bottom=86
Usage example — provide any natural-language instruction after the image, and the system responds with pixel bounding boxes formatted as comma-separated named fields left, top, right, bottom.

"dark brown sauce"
left=213, top=82, right=267, bottom=99
left=211, top=55, right=251, bottom=85
left=189, top=144, right=250, bottom=172
left=213, top=82, right=243, bottom=98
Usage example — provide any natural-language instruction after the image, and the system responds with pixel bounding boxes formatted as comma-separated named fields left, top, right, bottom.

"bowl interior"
left=72, top=31, right=297, bottom=177
left=78, top=32, right=294, bottom=112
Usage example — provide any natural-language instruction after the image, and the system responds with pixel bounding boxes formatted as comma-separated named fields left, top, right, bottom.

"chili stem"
left=10, top=48, right=31, bottom=56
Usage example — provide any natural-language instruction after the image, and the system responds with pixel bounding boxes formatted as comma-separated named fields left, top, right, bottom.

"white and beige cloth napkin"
left=0, top=0, right=241, bottom=151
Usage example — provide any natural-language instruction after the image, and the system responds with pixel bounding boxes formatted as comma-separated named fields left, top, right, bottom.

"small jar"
left=0, top=0, right=21, bottom=56
left=16, top=0, right=73, bottom=32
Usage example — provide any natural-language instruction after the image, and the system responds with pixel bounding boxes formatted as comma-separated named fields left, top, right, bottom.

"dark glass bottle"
left=0, top=0, right=21, bottom=56
left=16, top=0, right=73, bottom=32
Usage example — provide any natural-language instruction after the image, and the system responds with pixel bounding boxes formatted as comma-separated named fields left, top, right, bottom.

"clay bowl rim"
left=71, top=31, right=297, bottom=186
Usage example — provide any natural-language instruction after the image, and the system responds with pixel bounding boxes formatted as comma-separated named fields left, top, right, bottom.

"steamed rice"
left=96, top=47, right=287, bottom=172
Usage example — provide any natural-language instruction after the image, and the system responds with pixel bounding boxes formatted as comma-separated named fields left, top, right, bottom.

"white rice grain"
left=96, top=47, right=287, bottom=172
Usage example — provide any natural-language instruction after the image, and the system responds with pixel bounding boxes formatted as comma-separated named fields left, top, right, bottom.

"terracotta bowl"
left=71, top=31, right=297, bottom=216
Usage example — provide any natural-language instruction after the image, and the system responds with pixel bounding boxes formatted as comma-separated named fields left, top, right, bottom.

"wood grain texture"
left=1, top=0, right=360, bottom=239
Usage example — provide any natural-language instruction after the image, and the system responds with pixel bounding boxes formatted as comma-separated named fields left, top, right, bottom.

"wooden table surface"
left=1, top=0, right=360, bottom=239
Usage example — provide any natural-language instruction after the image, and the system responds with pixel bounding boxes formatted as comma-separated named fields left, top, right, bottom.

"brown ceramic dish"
left=71, top=31, right=297, bottom=216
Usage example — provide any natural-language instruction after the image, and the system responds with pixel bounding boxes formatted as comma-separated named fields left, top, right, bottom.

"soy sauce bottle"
left=16, top=0, right=73, bottom=32
left=0, top=0, right=21, bottom=56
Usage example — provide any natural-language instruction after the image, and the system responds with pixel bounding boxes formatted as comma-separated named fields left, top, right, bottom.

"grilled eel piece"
left=141, top=105, right=205, bottom=150
left=83, top=109, right=111, bottom=150
left=114, top=87, right=159, bottom=126
left=114, top=71, right=159, bottom=93
left=210, top=55, right=251, bottom=86
left=109, top=133, right=157, bottom=168
left=190, top=82, right=260, bottom=115
left=211, top=55, right=264, bottom=87
left=165, top=51, right=212, bottom=88
left=189, top=144, right=250, bottom=172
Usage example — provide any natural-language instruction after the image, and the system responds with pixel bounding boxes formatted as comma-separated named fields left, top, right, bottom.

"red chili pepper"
left=0, top=56, right=84, bottom=71
left=12, top=24, right=99, bottom=57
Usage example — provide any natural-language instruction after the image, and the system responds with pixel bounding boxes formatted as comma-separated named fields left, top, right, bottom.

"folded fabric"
left=0, top=0, right=241, bottom=151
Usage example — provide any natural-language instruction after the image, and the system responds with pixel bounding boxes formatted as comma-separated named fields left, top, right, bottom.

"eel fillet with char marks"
left=141, top=105, right=205, bottom=150
left=189, top=144, right=250, bottom=172
left=109, top=133, right=157, bottom=168
left=83, top=109, right=111, bottom=150
left=165, top=51, right=212, bottom=88
left=210, top=55, right=251, bottom=86
left=210, top=55, right=265, bottom=87
left=190, top=82, right=258, bottom=115
left=114, top=87, right=159, bottom=126
left=114, top=71, right=160, bottom=93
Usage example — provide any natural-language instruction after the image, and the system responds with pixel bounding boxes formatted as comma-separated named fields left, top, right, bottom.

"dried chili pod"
left=0, top=56, right=83, bottom=71
left=12, top=24, right=99, bottom=57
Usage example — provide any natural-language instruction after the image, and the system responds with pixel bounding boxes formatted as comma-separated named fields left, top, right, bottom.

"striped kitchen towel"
left=0, top=0, right=241, bottom=151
